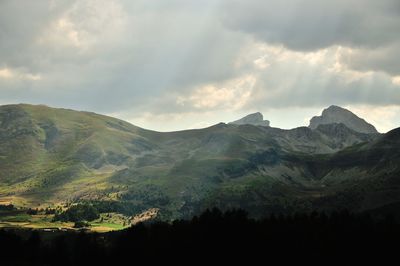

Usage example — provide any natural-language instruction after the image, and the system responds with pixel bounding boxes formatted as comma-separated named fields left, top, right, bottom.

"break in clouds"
left=0, top=0, right=399, bottom=132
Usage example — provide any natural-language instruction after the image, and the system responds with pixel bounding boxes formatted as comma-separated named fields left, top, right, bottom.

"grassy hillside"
left=0, top=104, right=396, bottom=220
left=0, top=104, right=149, bottom=206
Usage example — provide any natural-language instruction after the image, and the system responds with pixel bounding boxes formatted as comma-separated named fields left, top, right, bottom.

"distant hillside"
left=0, top=104, right=397, bottom=220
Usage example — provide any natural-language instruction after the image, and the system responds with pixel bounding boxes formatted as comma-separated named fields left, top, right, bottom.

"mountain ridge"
left=0, top=103, right=397, bottom=220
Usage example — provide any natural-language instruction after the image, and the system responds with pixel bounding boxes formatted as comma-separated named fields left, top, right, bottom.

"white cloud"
left=0, top=68, right=41, bottom=81
left=176, top=75, right=255, bottom=110
left=0, top=68, right=14, bottom=79
left=392, top=76, right=400, bottom=86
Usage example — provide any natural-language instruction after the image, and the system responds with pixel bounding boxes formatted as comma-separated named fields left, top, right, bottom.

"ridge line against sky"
left=0, top=0, right=400, bottom=132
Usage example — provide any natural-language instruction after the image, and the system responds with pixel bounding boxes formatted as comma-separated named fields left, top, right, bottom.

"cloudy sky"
left=1, top=0, right=400, bottom=132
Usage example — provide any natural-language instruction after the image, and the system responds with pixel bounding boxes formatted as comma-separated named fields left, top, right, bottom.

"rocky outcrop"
left=309, top=105, right=378, bottom=134
left=229, top=112, right=270, bottom=127
left=131, top=208, right=159, bottom=225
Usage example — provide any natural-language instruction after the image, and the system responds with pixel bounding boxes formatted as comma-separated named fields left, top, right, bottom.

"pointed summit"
left=229, top=112, right=270, bottom=127
left=309, top=105, right=378, bottom=134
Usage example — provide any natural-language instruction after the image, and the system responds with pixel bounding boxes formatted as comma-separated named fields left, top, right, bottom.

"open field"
left=0, top=209, right=130, bottom=232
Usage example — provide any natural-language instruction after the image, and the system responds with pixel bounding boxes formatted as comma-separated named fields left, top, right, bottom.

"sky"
left=1, top=0, right=400, bottom=132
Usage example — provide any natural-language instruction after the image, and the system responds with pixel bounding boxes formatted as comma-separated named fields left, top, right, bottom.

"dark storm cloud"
left=221, top=0, right=400, bottom=51
left=221, top=0, right=400, bottom=75
left=340, top=43, right=400, bottom=76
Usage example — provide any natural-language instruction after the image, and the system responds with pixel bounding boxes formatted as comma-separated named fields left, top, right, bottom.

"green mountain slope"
left=0, top=104, right=396, bottom=219
left=0, top=104, right=151, bottom=206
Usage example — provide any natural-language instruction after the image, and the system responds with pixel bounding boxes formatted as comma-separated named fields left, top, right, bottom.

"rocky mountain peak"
left=309, top=105, right=378, bottom=134
left=229, top=112, right=270, bottom=127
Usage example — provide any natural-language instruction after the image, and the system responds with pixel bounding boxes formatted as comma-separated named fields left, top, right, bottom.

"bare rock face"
left=309, top=105, right=378, bottom=134
left=229, top=112, right=270, bottom=127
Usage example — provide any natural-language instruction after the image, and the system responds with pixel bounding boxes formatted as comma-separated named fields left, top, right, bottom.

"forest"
left=0, top=208, right=398, bottom=265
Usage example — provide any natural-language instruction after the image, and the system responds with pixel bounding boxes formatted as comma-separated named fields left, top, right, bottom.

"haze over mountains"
left=0, top=104, right=398, bottom=219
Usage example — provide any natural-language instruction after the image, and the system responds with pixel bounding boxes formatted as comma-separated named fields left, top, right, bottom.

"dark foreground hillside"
left=0, top=209, right=398, bottom=265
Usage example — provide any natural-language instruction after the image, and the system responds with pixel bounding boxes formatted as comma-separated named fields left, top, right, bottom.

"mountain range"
left=0, top=104, right=399, bottom=219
